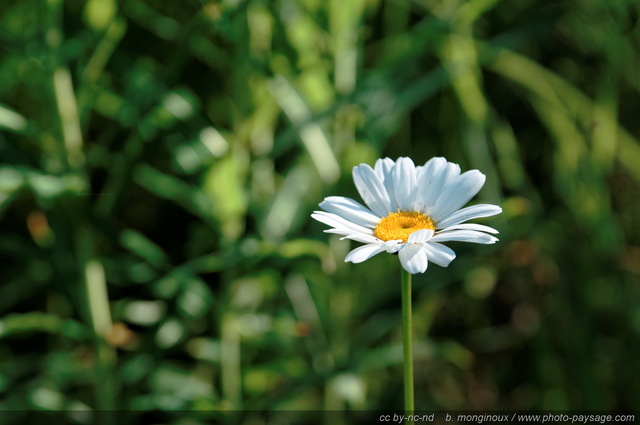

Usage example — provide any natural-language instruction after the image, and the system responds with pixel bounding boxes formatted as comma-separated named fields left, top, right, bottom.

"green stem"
left=79, top=229, right=117, bottom=422
left=84, top=260, right=117, bottom=407
left=46, top=0, right=85, bottom=171
left=401, top=268, right=414, bottom=415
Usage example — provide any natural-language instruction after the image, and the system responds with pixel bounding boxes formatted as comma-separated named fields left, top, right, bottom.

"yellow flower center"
left=374, top=211, right=436, bottom=243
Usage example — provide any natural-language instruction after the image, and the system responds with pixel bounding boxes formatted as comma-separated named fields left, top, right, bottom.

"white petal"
left=319, top=196, right=380, bottom=228
left=374, top=158, right=398, bottom=211
left=431, top=170, right=486, bottom=222
left=393, top=157, right=417, bottom=211
left=352, top=164, right=392, bottom=217
left=414, top=157, right=454, bottom=214
left=436, top=204, right=502, bottom=228
left=415, top=165, right=423, bottom=180
left=345, top=244, right=386, bottom=263
left=340, top=233, right=381, bottom=244
left=398, top=244, right=429, bottom=274
left=431, top=230, right=499, bottom=244
left=441, top=223, right=499, bottom=234
left=421, top=156, right=446, bottom=169
left=423, top=242, right=456, bottom=267
left=407, top=228, right=434, bottom=243
left=374, top=158, right=395, bottom=181
left=384, top=240, right=403, bottom=253
left=311, top=212, right=373, bottom=236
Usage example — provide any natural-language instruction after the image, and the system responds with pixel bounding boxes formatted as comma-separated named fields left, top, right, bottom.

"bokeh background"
left=1, top=0, right=639, bottom=423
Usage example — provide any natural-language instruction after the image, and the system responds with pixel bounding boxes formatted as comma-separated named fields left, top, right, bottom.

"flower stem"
left=401, top=268, right=414, bottom=415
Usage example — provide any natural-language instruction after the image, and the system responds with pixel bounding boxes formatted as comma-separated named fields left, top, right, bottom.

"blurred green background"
left=1, top=0, right=639, bottom=423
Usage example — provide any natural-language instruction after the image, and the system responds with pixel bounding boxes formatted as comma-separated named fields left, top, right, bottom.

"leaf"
left=0, top=313, right=90, bottom=341
left=202, top=155, right=249, bottom=241
left=120, top=229, right=168, bottom=268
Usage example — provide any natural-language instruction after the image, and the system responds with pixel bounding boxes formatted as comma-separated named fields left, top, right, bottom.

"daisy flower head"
left=311, top=157, right=502, bottom=274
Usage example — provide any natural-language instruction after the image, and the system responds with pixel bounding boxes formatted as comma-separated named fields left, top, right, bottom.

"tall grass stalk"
left=79, top=231, right=117, bottom=421
left=48, top=0, right=117, bottom=416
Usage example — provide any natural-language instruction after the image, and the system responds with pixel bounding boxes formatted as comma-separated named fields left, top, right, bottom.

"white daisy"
left=311, top=157, right=502, bottom=274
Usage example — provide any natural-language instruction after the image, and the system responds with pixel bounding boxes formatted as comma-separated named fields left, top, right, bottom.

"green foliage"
left=1, top=0, right=639, bottom=422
